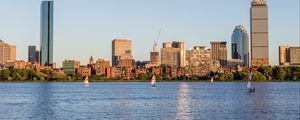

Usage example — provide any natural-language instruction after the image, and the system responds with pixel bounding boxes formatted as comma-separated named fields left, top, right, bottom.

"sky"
left=0, top=0, right=299, bottom=67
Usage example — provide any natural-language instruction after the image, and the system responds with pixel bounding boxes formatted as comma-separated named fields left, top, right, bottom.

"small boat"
left=83, top=76, right=89, bottom=87
left=247, top=72, right=255, bottom=92
left=151, top=75, right=156, bottom=87
left=210, top=76, right=214, bottom=83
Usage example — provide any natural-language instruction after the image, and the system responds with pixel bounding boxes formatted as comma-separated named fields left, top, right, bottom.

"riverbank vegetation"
left=0, top=66, right=299, bottom=82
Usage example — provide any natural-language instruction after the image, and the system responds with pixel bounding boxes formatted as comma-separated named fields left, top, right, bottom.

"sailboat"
left=247, top=72, right=255, bottom=92
left=151, top=75, right=156, bottom=87
left=210, top=76, right=214, bottom=83
left=83, top=76, right=89, bottom=87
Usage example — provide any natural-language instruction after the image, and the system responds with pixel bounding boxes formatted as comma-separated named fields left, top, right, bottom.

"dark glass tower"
left=40, top=0, right=53, bottom=66
left=28, top=46, right=36, bottom=63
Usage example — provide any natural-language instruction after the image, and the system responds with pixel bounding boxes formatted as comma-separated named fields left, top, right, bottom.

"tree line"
left=0, top=66, right=299, bottom=82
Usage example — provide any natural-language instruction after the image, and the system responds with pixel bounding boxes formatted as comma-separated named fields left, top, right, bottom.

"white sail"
left=83, top=76, right=89, bottom=86
left=151, top=75, right=156, bottom=87
left=247, top=81, right=251, bottom=88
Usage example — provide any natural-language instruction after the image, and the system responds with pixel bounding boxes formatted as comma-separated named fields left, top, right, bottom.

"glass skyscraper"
left=40, top=0, right=53, bottom=66
left=231, top=25, right=249, bottom=67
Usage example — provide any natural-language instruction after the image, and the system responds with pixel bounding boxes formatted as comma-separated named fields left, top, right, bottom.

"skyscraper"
left=0, top=40, right=16, bottom=64
left=28, top=46, right=36, bottom=63
left=250, top=0, right=269, bottom=67
left=40, top=0, right=53, bottom=66
left=112, top=39, right=132, bottom=67
left=211, top=42, right=227, bottom=67
left=172, top=41, right=185, bottom=67
left=231, top=25, right=249, bottom=67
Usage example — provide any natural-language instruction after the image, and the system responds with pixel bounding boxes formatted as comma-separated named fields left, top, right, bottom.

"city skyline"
left=0, top=0, right=299, bottom=67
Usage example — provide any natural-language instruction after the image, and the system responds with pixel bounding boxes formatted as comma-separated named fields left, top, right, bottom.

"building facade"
left=150, top=42, right=160, bottom=65
left=186, top=46, right=211, bottom=76
left=231, top=25, right=249, bottom=67
left=95, top=59, right=110, bottom=75
left=62, top=60, right=77, bottom=75
left=40, top=0, right=54, bottom=66
left=172, top=41, right=185, bottom=67
left=250, top=0, right=269, bottom=67
left=160, top=41, right=184, bottom=67
left=211, top=42, right=227, bottom=67
left=0, top=40, right=16, bottom=65
left=112, top=39, right=132, bottom=67
left=161, top=45, right=180, bottom=67
left=28, top=46, right=37, bottom=64
left=279, top=46, right=290, bottom=66
left=289, top=47, right=300, bottom=66
left=78, top=66, right=91, bottom=77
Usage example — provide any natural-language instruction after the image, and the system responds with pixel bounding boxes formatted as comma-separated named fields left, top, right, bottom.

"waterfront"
left=0, top=82, right=299, bottom=120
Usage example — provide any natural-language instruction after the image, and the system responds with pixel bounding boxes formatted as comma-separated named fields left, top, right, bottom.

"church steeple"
left=89, top=56, right=94, bottom=65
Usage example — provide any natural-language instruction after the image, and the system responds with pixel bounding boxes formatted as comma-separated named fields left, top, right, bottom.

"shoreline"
left=1, top=80, right=299, bottom=83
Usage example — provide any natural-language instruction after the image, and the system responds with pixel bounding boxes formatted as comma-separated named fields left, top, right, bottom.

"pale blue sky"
left=0, top=0, right=299, bottom=67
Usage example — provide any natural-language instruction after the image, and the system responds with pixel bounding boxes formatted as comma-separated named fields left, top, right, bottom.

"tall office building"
left=0, top=40, right=16, bottom=65
left=40, top=0, right=54, bottom=66
left=150, top=42, right=160, bottom=65
left=186, top=46, right=211, bottom=76
left=112, top=39, right=132, bottom=67
left=160, top=41, right=185, bottom=67
left=231, top=25, right=249, bottom=67
left=161, top=42, right=180, bottom=67
left=172, top=41, right=185, bottom=67
left=28, top=46, right=36, bottom=63
left=250, top=0, right=269, bottom=67
left=211, top=42, right=227, bottom=67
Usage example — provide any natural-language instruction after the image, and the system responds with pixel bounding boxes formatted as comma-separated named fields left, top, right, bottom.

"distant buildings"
left=112, top=39, right=133, bottom=67
left=40, top=0, right=54, bottom=66
left=95, top=59, right=110, bottom=76
left=279, top=46, right=291, bottom=66
left=78, top=66, right=91, bottom=77
left=0, top=40, right=16, bottom=65
left=171, top=41, right=185, bottom=67
left=231, top=25, right=249, bottom=67
left=289, top=47, right=300, bottom=66
left=62, top=60, right=80, bottom=75
left=186, top=46, right=211, bottom=76
left=161, top=42, right=180, bottom=67
left=28, top=46, right=40, bottom=64
left=150, top=42, right=160, bottom=65
left=211, top=41, right=227, bottom=67
left=250, top=0, right=269, bottom=67
left=279, top=46, right=300, bottom=66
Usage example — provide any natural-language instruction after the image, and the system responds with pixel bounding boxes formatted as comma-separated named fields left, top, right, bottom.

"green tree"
left=273, top=67, right=286, bottom=80
left=138, top=73, right=148, bottom=80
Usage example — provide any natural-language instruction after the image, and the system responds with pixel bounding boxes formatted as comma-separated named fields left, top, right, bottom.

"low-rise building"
left=62, top=60, right=79, bottom=76
left=78, top=66, right=91, bottom=77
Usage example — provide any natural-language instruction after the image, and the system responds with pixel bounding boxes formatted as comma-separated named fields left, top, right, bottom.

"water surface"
left=0, top=82, right=299, bottom=120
